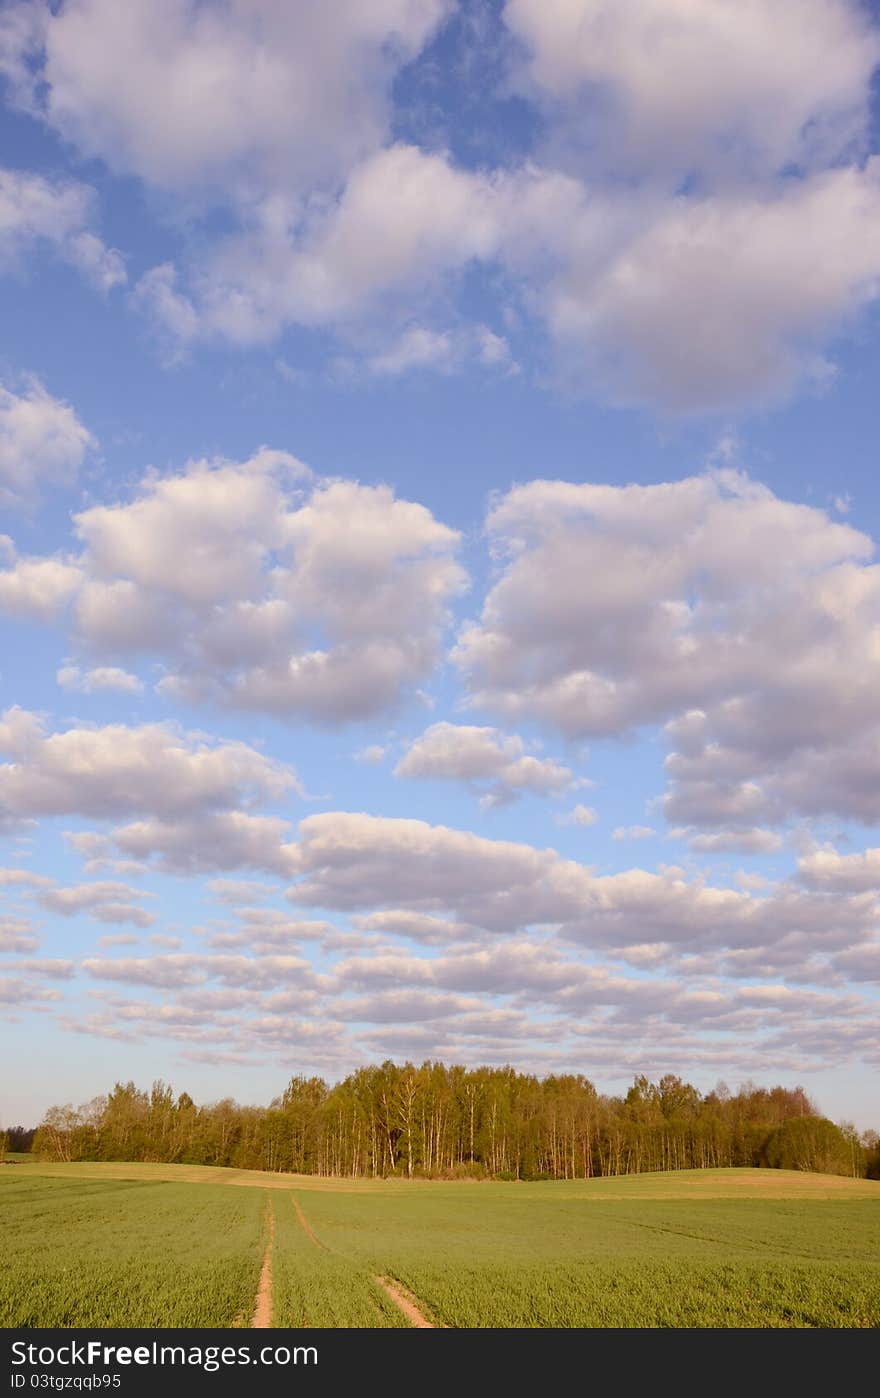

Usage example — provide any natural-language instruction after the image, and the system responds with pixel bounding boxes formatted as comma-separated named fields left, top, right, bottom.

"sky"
left=1, top=0, right=880, bottom=1131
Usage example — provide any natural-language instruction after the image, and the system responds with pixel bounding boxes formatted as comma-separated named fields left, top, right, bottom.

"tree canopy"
left=29, top=1062, right=876, bottom=1180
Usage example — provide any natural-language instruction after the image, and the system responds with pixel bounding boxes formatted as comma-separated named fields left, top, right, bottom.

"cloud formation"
left=282, top=811, right=878, bottom=982
left=0, top=376, right=94, bottom=506
left=456, top=470, right=880, bottom=828
left=0, top=166, right=126, bottom=293
left=0, top=708, right=296, bottom=823
left=2, top=449, right=465, bottom=723
left=56, top=665, right=143, bottom=695
left=6, top=1, right=878, bottom=409
left=505, top=0, right=879, bottom=176
left=395, top=720, right=577, bottom=805
left=9, top=0, right=450, bottom=195
left=37, top=880, right=155, bottom=927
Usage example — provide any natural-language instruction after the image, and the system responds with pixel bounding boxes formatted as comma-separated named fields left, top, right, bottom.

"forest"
left=25, top=1062, right=880, bottom=1180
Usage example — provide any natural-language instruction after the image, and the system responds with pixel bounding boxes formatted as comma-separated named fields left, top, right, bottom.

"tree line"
left=0, top=1125, right=36, bottom=1155
left=25, top=1062, right=880, bottom=1180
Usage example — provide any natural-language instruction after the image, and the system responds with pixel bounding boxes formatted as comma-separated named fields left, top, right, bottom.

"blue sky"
left=1, top=0, right=880, bottom=1130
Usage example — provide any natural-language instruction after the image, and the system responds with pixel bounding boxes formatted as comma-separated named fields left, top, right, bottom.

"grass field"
left=1, top=1161, right=878, bottom=1328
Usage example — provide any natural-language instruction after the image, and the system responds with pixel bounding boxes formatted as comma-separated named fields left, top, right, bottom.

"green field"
left=1, top=1162, right=878, bottom=1328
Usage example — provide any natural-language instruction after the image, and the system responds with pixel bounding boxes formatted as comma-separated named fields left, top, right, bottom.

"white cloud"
left=14, top=0, right=450, bottom=195
left=38, top=881, right=155, bottom=927
left=56, top=665, right=143, bottom=694
left=82, top=953, right=316, bottom=991
left=0, top=166, right=125, bottom=291
left=0, top=867, right=52, bottom=888
left=612, top=825, right=656, bottom=841
left=353, top=910, right=481, bottom=946
left=0, top=708, right=297, bottom=822
left=208, top=878, right=275, bottom=906
left=138, top=144, right=501, bottom=348
left=504, top=0, right=879, bottom=177
left=130, top=263, right=200, bottom=349
left=688, top=828, right=784, bottom=855
left=395, top=720, right=576, bottom=805
left=98, top=810, right=297, bottom=872
left=0, top=554, right=81, bottom=619
left=0, top=376, right=94, bottom=506
left=555, top=803, right=598, bottom=827
left=12, top=449, right=468, bottom=723
left=354, top=744, right=388, bottom=765
left=524, top=164, right=880, bottom=412
left=5, top=0, right=879, bottom=414
left=283, top=810, right=879, bottom=977
left=0, top=2, right=46, bottom=95
left=0, top=915, right=38, bottom=953
left=365, top=324, right=516, bottom=377
left=286, top=811, right=568, bottom=923
left=798, top=847, right=880, bottom=893
left=457, top=470, right=880, bottom=827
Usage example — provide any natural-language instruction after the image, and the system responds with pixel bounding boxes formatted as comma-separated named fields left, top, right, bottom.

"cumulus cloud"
left=9, top=0, right=450, bottom=196
left=0, top=165, right=125, bottom=292
left=513, top=163, right=880, bottom=412
left=4, top=449, right=464, bottom=722
left=93, top=813, right=300, bottom=878
left=505, top=0, right=879, bottom=178
left=0, top=975, right=62, bottom=1008
left=285, top=811, right=568, bottom=925
left=798, top=847, right=880, bottom=893
left=0, top=549, right=81, bottom=619
left=555, top=803, right=598, bottom=827
left=6, top=0, right=879, bottom=409
left=365, top=324, right=516, bottom=378
left=687, top=828, right=784, bottom=856
left=612, top=826, right=656, bottom=841
left=121, top=0, right=880, bottom=408
left=353, top=910, right=481, bottom=946
left=208, top=879, right=275, bottom=906
left=0, top=914, right=37, bottom=953
left=56, top=665, right=143, bottom=694
left=11, top=957, right=75, bottom=980
left=29, top=820, right=877, bottom=1072
left=37, top=881, right=155, bottom=927
left=82, top=953, right=317, bottom=991
left=0, top=452, right=470, bottom=726
left=354, top=744, right=388, bottom=765
left=0, top=376, right=94, bottom=506
left=137, top=143, right=501, bottom=348
left=457, top=470, right=880, bottom=828
left=0, top=867, right=52, bottom=888
left=0, top=708, right=297, bottom=825
left=395, top=720, right=577, bottom=805
left=283, top=810, right=879, bottom=979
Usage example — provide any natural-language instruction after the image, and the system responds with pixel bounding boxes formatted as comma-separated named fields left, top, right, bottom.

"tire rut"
left=251, top=1194, right=275, bottom=1328
left=374, top=1276, right=438, bottom=1329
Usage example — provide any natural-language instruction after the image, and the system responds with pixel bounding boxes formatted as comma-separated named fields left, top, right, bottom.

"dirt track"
left=251, top=1195, right=275, bottom=1328
left=292, top=1196, right=327, bottom=1249
left=374, top=1276, right=436, bottom=1328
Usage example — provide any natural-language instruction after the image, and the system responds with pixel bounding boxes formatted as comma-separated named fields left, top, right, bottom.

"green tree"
left=763, top=1115, right=856, bottom=1176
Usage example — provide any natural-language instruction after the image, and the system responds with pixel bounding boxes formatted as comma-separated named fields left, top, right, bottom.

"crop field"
left=1, top=1173, right=266, bottom=1327
left=1, top=1162, right=878, bottom=1328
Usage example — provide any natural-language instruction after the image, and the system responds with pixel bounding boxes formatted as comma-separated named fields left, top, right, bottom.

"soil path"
left=374, top=1276, right=436, bottom=1329
left=292, top=1196, right=327, bottom=1250
left=251, top=1195, right=275, bottom=1328
left=291, top=1195, right=436, bottom=1328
